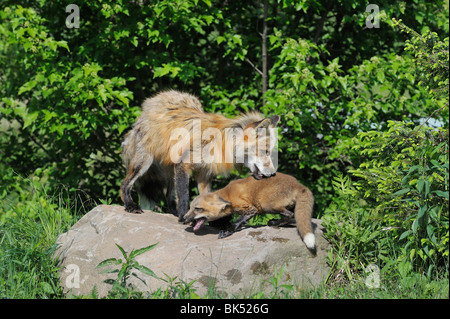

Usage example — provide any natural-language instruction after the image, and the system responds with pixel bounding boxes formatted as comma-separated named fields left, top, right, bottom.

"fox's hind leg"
left=268, top=208, right=294, bottom=227
left=175, top=163, right=191, bottom=222
left=166, top=176, right=178, bottom=216
left=121, top=153, right=154, bottom=214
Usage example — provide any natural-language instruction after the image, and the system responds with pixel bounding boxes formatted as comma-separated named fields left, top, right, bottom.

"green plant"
left=153, top=273, right=200, bottom=299
left=394, top=139, right=449, bottom=275
left=323, top=174, right=389, bottom=283
left=262, top=265, right=294, bottom=298
left=96, top=243, right=159, bottom=298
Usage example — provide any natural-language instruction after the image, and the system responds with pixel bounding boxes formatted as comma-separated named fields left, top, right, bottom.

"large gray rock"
left=55, top=205, right=330, bottom=297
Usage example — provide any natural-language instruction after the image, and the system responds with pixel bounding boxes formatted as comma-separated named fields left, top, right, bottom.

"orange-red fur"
left=184, top=172, right=316, bottom=250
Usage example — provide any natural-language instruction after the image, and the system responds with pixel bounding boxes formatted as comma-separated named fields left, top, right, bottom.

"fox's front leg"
left=218, top=210, right=256, bottom=239
left=175, top=163, right=190, bottom=222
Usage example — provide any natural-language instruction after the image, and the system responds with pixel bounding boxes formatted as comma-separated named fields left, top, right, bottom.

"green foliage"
left=394, top=18, right=449, bottom=102
left=0, top=5, right=136, bottom=204
left=262, top=265, right=295, bottom=298
left=263, top=36, right=442, bottom=212
left=324, top=121, right=449, bottom=283
left=95, top=243, right=206, bottom=299
left=349, top=122, right=449, bottom=274
left=152, top=274, right=200, bottom=299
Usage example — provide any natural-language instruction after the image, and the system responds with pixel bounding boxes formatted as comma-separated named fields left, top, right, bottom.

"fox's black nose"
left=271, top=172, right=276, bottom=176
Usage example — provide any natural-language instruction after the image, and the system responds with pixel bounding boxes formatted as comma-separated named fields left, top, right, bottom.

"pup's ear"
left=211, top=196, right=231, bottom=211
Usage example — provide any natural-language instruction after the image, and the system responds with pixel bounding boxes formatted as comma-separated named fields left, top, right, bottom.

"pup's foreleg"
left=218, top=211, right=257, bottom=239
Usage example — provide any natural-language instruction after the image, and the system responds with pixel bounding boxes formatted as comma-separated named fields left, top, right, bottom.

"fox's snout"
left=183, top=212, right=194, bottom=223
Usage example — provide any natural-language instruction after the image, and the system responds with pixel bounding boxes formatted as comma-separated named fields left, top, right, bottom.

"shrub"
left=0, top=5, right=136, bottom=204
left=348, top=121, right=449, bottom=276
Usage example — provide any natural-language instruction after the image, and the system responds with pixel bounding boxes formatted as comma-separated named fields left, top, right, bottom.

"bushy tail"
left=294, top=187, right=315, bottom=250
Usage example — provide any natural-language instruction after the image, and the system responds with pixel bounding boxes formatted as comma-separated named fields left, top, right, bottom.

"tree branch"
left=261, top=0, right=268, bottom=106
left=245, top=58, right=263, bottom=76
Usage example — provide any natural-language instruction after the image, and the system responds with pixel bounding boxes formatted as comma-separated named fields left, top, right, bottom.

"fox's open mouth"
left=193, top=217, right=207, bottom=231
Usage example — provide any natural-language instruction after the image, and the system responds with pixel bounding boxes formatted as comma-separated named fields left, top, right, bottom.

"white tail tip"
left=303, top=233, right=315, bottom=250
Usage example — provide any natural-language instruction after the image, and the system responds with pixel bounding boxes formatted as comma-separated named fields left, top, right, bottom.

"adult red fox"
left=183, top=172, right=316, bottom=251
left=121, top=90, right=280, bottom=220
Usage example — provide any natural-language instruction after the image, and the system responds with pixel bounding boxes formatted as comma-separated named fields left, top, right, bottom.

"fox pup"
left=183, top=172, right=315, bottom=250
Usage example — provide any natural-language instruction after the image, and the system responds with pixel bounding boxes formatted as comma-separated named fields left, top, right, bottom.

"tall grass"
left=0, top=174, right=85, bottom=298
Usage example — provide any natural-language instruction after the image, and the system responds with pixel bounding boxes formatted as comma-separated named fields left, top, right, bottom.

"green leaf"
left=18, top=80, right=37, bottom=95
left=99, top=268, right=120, bottom=274
left=399, top=230, right=412, bottom=241
left=103, top=279, right=117, bottom=285
left=426, top=225, right=437, bottom=246
left=117, top=265, right=127, bottom=281
left=133, top=264, right=159, bottom=279
left=392, top=188, right=410, bottom=196
left=23, top=111, right=39, bottom=129
left=433, top=190, right=449, bottom=199
left=412, top=218, right=419, bottom=233
left=115, top=243, right=128, bottom=259
left=190, top=292, right=201, bottom=299
left=417, top=204, right=428, bottom=221
left=57, top=40, right=70, bottom=51
left=417, top=179, right=425, bottom=193
left=130, top=243, right=158, bottom=259
left=410, top=248, right=416, bottom=260
left=96, top=258, right=122, bottom=269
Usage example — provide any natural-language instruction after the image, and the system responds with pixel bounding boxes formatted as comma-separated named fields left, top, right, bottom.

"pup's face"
left=184, top=193, right=232, bottom=231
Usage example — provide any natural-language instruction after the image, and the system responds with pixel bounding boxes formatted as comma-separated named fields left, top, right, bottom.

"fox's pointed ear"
left=253, top=115, right=280, bottom=130
left=213, top=196, right=232, bottom=211
left=270, top=115, right=280, bottom=126
left=254, top=118, right=272, bottom=129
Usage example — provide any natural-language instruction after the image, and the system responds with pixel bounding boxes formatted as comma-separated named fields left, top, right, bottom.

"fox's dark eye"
left=194, top=207, right=204, bottom=212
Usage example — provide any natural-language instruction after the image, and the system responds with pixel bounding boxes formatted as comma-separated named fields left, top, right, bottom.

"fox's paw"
left=124, top=204, right=144, bottom=214
left=218, top=230, right=234, bottom=239
left=267, top=219, right=282, bottom=227
left=178, top=215, right=188, bottom=224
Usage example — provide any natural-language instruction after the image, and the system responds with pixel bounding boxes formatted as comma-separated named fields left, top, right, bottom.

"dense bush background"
left=0, top=0, right=448, bottom=297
